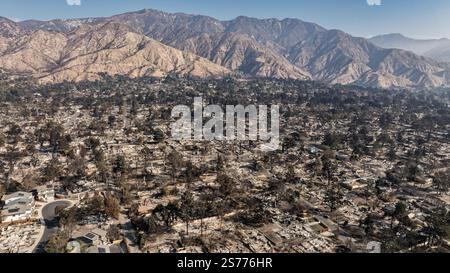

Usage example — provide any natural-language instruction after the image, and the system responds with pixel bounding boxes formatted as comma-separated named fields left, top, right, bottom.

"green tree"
left=87, top=192, right=105, bottom=215
left=107, top=225, right=121, bottom=242
left=45, top=231, right=70, bottom=253
left=58, top=207, right=77, bottom=235
left=42, top=157, right=62, bottom=182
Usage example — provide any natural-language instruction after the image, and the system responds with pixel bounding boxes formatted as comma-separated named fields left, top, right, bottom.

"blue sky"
left=1, top=0, right=450, bottom=39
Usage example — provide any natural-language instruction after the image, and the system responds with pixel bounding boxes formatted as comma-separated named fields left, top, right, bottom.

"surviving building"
left=1, top=192, right=35, bottom=223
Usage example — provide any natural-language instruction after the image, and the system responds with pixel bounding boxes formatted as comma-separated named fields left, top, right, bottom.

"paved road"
left=33, top=200, right=71, bottom=253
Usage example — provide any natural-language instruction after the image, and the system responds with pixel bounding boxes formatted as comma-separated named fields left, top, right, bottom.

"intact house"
left=88, top=244, right=123, bottom=254
left=78, top=228, right=108, bottom=246
left=1, top=192, right=35, bottom=223
left=2, top=191, right=34, bottom=206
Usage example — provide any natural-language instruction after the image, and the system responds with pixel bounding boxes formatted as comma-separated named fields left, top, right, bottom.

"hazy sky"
left=1, top=0, right=450, bottom=39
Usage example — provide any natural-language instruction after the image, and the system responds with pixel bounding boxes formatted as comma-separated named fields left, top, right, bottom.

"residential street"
left=33, top=200, right=72, bottom=253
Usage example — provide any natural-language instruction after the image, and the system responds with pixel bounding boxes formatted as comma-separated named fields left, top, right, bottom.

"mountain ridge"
left=0, top=20, right=231, bottom=83
left=369, top=33, right=450, bottom=63
left=1, top=9, right=449, bottom=89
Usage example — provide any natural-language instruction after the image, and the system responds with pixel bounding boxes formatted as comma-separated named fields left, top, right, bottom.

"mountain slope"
left=105, top=10, right=450, bottom=88
left=424, top=44, right=450, bottom=63
left=108, top=10, right=322, bottom=79
left=370, top=33, right=450, bottom=63
left=288, top=30, right=449, bottom=88
left=222, top=16, right=326, bottom=54
left=108, top=10, right=305, bottom=78
left=0, top=17, right=25, bottom=60
left=0, top=17, right=23, bottom=38
left=369, top=34, right=449, bottom=55
left=170, top=32, right=310, bottom=79
left=0, top=21, right=230, bottom=83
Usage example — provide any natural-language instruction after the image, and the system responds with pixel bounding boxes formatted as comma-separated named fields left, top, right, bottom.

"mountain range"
left=369, top=33, right=450, bottom=63
left=1, top=9, right=450, bottom=89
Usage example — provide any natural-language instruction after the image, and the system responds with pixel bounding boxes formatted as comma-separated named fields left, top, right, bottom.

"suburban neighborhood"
left=1, top=76, right=449, bottom=253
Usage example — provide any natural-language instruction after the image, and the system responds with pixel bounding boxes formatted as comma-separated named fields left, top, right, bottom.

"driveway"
left=33, top=200, right=72, bottom=253
left=118, top=207, right=140, bottom=253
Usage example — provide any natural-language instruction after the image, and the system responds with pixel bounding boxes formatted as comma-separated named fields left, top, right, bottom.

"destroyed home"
left=0, top=75, right=449, bottom=254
